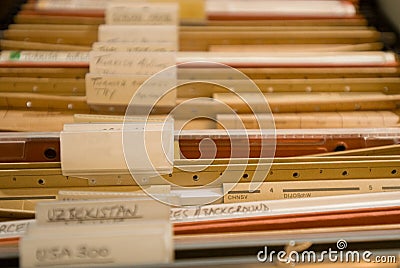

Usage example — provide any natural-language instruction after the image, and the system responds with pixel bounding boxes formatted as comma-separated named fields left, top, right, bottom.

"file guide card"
left=20, top=220, right=173, bottom=267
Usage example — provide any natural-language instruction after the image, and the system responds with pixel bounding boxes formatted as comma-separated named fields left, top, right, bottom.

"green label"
left=9, top=51, right=21, bottom=61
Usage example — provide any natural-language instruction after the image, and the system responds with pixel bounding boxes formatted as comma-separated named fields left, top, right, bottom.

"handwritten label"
left=86, top=73, right=176, bottom=106
left=89, top=51, right=176, bottom=75
left=0, top=51, right=89, bottom=63
left=36, top=0, right=207, bottom=23
left=106, top=3, right=178, bottom=25
left=47, top=205, right=139, bottom=223
left=170, top=201, right=270, bottom=222
left=0, top=219, right=33, bottom=238
left=98, top=25, right=177, bottom=44
left=92, top=42, right=177, bottom=52
left=36, top=198, right=169, bottom=225
left=20, top=221, right=173, bottom=267
left=35, top=244, right=111, bottom=264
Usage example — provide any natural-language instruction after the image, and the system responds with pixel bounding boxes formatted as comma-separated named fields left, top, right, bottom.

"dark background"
left=0, top=0, right=27, bottom=30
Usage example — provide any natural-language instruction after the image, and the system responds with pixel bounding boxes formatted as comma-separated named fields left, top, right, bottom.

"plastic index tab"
left=60, top=120, right=174, bottom=180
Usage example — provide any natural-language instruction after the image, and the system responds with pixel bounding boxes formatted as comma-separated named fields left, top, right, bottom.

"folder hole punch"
left=342, top=170, right=348, bottom=176
left=391, top=169, right=397, bottom=175
left=37, top=179, right=45, bottom=185
left=43, top=148, right=57, bottom=160
left=292, top=172, right=299, bottom=178
left=192, top=175, right=199, bottom=181
left=242, top=173, right=249, bottom=179
left=334, top=143, right=347, bottom=152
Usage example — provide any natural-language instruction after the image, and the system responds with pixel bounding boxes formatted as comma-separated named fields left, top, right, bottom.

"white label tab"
left=89, top=51, right=176, bottom=75
left=58, top=185, right=171, bottom=201
left=20, top=221, right=173, bottom=267
left=60, top=122, right=174, bottom=177
left=57, top=189, right=181, bottom=206
left=0, top=219, right=33, bottom=238
left=85, top=73, right=176, bottom=106
left=0, top=51, right=89, bottom=63
left=37, top=0, right=107, bottom=10
left=106, top=3, right=179, bottom=25
left=92, top=42, right=177, bottom=52
left=98, top=25, right=177, bottom=44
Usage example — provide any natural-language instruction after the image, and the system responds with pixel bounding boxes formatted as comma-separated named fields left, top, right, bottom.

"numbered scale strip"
left=1, top=156, right=400, bottom=217
left=222, top=178, right=400, bottom=203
